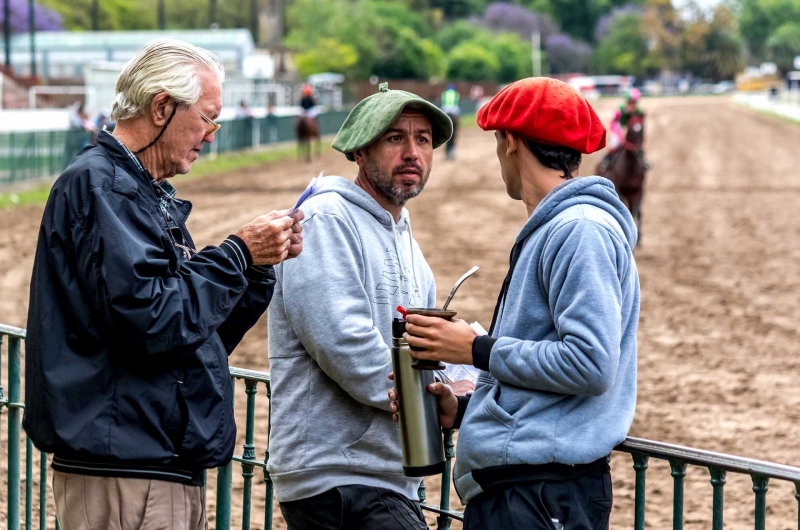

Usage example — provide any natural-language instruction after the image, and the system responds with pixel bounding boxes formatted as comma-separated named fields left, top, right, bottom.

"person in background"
left=598, top=88, right=645, bottom=172
left=441, top=83, right=460, bottom=160
left=392, top=78, right=640, bottom=530
left=266, top=102, right=279, bottom=143
left=91, top=110, right=116, bottom=145
left=68, top=101, right=97, bottom=150
left=235, top=99, right=254, bottom=119
left=299, top=84, right=320, bottom=119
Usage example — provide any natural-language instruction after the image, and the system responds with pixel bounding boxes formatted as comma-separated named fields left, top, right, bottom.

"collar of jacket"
left=95, top=131, right=193, bottom=226
left=95, top=130, right=153, bottom=187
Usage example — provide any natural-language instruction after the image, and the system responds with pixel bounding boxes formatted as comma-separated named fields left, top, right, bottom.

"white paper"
left=470, top=321, right=488, bottom=335
left=435, top=321, right=487, bottom=385
left=290, top=171, right=324, bottom=214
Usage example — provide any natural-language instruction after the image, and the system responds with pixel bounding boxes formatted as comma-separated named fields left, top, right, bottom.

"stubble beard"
left=364, top=158, right=430, bottom=207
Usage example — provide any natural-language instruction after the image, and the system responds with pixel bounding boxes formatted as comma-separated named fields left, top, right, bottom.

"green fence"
left=0, top=111, right=351, bottom=186
left=6, top=321, right=800, bottom=528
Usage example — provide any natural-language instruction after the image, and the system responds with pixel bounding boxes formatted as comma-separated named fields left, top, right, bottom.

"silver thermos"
left=391, top=317, right=445, bottom=477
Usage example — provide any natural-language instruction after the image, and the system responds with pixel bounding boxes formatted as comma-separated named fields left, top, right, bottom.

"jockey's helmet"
left=626, top=88, right=641, bottom=102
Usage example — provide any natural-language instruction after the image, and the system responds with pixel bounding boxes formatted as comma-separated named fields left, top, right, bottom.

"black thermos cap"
left=392, top=318, right=407, bottom=338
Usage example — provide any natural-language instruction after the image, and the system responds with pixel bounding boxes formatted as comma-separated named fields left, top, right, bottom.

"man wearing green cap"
left=267, top=83, right=453, bottom=529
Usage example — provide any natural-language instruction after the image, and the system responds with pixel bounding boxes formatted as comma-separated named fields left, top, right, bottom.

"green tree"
left=285, top=0, right=381, bottom=78
left=420, top=39, right=448, bottom=79
left=488, top=33, right=533, bottom=82
left=435, top=20, right=491, bottom=51
left=40, top=0, right=261, bottom=30
left=738, top=0, right=800, bottom=61
left=766, top=22, right=800, bottom=73
left=285, top=0, right=446, bottom=80
left=373, top=0, right=433, bottom=37
left=521, top=0, right=646, bottom=42
left=446, top=41, right=501, bottom=80
left=704, top=5, right=744, bottom=79
left=592, top=12, right=656, bottom=76
left=294, top=39, right=359, bottom=77
left=39, top=0, right=153, bottom=30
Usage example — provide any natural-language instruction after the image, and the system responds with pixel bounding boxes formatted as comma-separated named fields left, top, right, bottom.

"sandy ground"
left=2, top=96, right=800, bottom=528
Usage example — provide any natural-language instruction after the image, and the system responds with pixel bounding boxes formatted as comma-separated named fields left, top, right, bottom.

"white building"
left=8, top=29, right=261, bottom=79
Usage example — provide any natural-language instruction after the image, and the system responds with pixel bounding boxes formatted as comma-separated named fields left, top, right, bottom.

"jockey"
left=300, top=84, right=320, bottom=119
left=599, top=87, right=647, bottom=172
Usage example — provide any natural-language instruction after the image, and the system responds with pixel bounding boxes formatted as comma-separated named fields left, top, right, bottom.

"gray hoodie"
left=267, top=176, right=436, bottom=502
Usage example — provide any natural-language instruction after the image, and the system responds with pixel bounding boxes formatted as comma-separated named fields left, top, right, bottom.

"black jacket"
left=23, top=132, right=274, bottom=484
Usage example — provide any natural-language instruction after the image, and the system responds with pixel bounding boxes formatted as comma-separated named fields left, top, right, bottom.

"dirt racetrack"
left=2, top=96, right=800, bottom=529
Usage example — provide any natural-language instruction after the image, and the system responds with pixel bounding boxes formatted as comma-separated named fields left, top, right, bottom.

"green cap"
left=332, top=83, right=453, bottom=161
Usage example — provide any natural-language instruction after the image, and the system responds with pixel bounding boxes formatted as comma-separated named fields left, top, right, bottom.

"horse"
left=597, top=114, right=647, bottom=245
left=295, top=115, right=321, bottom=163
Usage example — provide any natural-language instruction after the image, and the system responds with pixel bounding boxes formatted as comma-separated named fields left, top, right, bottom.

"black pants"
left=464, top=463, right=613, bottom=530
left=280, top=485, right=428, bottom=530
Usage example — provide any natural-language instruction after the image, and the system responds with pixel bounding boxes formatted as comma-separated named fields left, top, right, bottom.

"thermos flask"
left=391, top=317, right=445, bottom=477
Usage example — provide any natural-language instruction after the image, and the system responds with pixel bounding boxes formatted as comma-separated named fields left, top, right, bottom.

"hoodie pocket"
left=343, top=413, right=403, bottom=473
left=482, top=385, right=515, bottom=427
left=456, top=385, right=517, bottom=471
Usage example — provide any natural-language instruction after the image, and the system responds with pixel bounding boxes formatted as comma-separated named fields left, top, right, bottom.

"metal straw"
left=441, top=266, right=480, bottom=311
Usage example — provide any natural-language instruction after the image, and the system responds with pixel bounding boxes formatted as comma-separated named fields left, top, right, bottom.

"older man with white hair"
left=23, top=39, right=302, bottom=530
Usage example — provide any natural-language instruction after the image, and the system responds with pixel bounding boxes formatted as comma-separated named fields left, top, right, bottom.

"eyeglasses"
left=190, top=104, right=222, bottom=136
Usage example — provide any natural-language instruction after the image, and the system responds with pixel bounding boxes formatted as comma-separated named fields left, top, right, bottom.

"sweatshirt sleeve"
left=279, top=213, right=393, bottom=411
left=487, top=220, right=625, bottom=396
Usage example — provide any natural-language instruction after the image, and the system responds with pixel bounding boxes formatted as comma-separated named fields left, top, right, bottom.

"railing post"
left=40, top=452, right=47, bottom=530
left=669, top=460, right=687, bottom=530
left=264, top=381, right=274, bottom=530
left=26, top=437, right=33, bottom=530
left=795, top=482, right=800, bottom=530
left=241, top=380, right=257, bottom=530
left=10, top=132, right=16, bottom=183
left=752, top=474, right=769, bottom=530
left=8, top=336, right=22, bottom=530
left=215, top=377, right=235, bottom=530
left=710, top=467, right=726, bottom=530
left=437, top=429, right=455, bottom=530
left=633, top=453, right=649, bottom=530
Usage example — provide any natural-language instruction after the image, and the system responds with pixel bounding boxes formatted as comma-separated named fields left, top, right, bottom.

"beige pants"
left=53, top=471, right=207, bottom=530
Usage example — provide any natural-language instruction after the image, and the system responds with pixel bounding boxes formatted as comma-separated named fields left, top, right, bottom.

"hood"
left=311, top=175, right=410, bottom=230
left=518, top=176, right=637, bottom=248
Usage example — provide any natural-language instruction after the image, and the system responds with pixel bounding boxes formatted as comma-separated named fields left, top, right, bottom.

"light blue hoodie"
left=267, top=176, right=435, bottom=502
left=454, top=176, right=640, bottom=503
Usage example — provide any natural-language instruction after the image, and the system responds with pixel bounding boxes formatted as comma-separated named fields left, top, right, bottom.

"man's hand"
left=449, top=379, right=475, bottom=396
left=405, top=315, right=477, bottom=366
left=287, top=210, right=304, bottom=259
left=388, top=373, right=459, bottom=429
left=236, top=209, right=303, bottom=265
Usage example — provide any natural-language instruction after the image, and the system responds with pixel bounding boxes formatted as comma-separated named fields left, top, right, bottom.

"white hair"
left=110, top=38, right=225, bottom=122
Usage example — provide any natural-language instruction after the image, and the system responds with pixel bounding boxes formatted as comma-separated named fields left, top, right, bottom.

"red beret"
left=477, top=77, right=606, bottom=154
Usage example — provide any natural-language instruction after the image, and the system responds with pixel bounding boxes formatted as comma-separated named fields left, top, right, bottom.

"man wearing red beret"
left=391, top=77, right=640, bottom=529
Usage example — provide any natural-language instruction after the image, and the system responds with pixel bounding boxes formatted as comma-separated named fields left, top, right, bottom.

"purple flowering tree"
left=545, top=33, right=593, bottom=74
left=477, top=2, right=558, bottom=41
left=595, top=4, right=642, bottom=42
left=0, top=0, right=63, bottom=34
